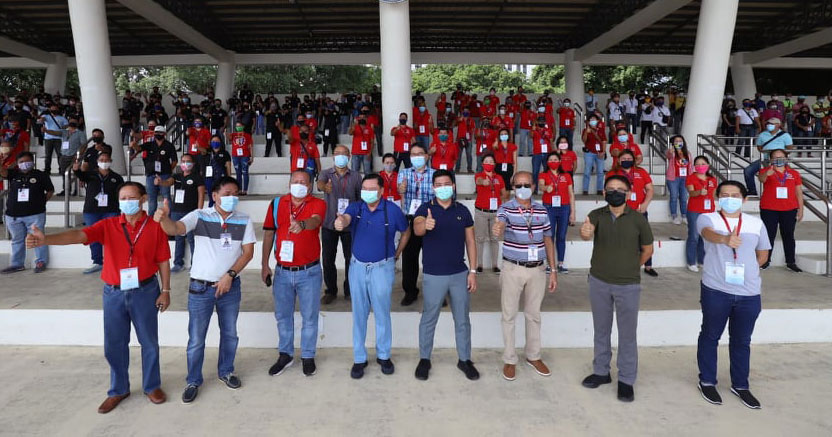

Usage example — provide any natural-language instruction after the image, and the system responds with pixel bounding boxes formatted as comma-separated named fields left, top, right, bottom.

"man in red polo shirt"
left=557, top=99, right=576, bottom=149
left=430, top=127, right=458, bottom=171
left=186, top=118, right=211, bottom=155
left=26, top=181, right=170, bottom=413
left=261, top=170, right=326, bottom=377
left=350, top=113, right=375, bottom=174
left=391, top=112, right=416, bottom=170
left=290, top=124, right=321, bottom=180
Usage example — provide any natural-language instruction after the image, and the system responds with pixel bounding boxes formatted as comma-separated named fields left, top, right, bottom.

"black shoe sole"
left=581, top=375, right=612, bottom=389
left=698, top=384, right=722, bottom=405
left=268, top=359, right=293, bottom=376
left=730, top=387, right=761, bottom=409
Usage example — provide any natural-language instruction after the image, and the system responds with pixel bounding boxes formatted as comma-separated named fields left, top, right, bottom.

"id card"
left=527, top=246, right=539, bottom=261
left=776, top=186, right=788, bottom=199
left=419, top=125, right=426, bottom=134
left=565, top=119, right=571, bottom=126
left=439, top=164, right=448, bottom=170
left=595, top=144, right=601, bottom=152
left=725, top=262, right=745, bottom=285
left=704, top=199, right=712, bottom=210
left=205, top=166, right=213, bottom=178
left=403, top=142, right=409, bottom=151
left=408, top=199, right=422, bottom=216
left=296, top=158, right=305, bottom=169
left=279, top=240, right=294, bottom=263
left=119, top=267, right=139, bottom=290
left=338, top=198, right=349, bottom=215
left=679, top=167, right=687, bottom=177
left=325, top=129, right=330, bottom=137
left=361, top=141, right=368, bottom=151
left=236, top=148, right=244, bottom=157
left=211, top=129, right=218, bottom=136
left=61, top=141, right=70, bottom=151
left=220, top=232, right=233, bottom=251
left=17, top=188, right=29, bottom=202
left=630, top=192, right=637, bottom=201
left=175, top=189, right=185, bottom=204
left=489, top=197, right=498, bottom=210
left=267, top=132, right=272, bottom=140
left=154, top=161, right=162, bottom=173
left=551, top=195, right=562, bottom=207
left=502, top=163, right=508, bottom=172
left=97, top=193, right=108, bottom=207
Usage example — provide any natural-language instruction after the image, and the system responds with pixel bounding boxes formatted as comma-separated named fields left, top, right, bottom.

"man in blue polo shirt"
left=412, top=170, right=479, bottom=381
left=743, top=118, right=793, bottom=196
left=334, top=173, right=411, bottom=379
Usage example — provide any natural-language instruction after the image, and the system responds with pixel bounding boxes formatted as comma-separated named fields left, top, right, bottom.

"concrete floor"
left=0, top=344, right=830, bottom=436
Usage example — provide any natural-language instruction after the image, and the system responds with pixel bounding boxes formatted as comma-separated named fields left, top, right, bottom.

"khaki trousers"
left=500, top=261, right=546, bottom=364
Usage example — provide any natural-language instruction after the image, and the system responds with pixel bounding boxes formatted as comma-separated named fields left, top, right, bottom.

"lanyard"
left=775, top=168, right=788, bottom=186
left=414, top=170, right=425, bottom=198
left=381, top=172, right=395, bottom=195
left=521, top=206, right=534, bottom=239
left=121, top=216, right=150, bottom=268
left=334, top=170, right=349, bottom=197
left=289, top=200, right=306, bottom=220
left=719, top=211, right=742, bottom=260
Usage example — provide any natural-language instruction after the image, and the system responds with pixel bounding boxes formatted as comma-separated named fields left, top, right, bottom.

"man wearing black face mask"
left=82, top=129, right=113, bottom=171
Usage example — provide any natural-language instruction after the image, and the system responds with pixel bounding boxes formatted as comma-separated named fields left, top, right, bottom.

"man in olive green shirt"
left=579, top=175, right=654, bottom=403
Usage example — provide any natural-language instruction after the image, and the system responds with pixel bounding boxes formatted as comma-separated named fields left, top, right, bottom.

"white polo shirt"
left=179, top=206, right=257, bottom=282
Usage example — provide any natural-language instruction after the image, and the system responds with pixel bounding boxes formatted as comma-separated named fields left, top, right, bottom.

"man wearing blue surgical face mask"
left=743, top=117, right=793, bottom=197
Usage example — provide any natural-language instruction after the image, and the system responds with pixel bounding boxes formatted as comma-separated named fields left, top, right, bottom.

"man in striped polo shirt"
left=492, top=171, right=558, bottom=381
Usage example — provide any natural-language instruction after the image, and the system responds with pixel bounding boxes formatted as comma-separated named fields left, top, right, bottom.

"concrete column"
left=681, top=0, right=740, bottom=143
left=43, top=52, right=67, bottom=96
left=730, top=52, right=757, bottom=101
left=67, top=0, right=124, bottom=172
left=379, top=0, right=412, bottom=152
left=564, top=49, right=585, bottom=146
left=214, top=60, right=236, bottom=105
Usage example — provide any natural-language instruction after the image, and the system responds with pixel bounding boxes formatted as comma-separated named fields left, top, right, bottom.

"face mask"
left=360, top=189, right=379, bottom=204
left=656, top=101, right=664, bottom=106
left=290, top=183, right=308, bottom=198
left=98, top=162, right=112, bottom=170
left=673, top=142, right=684, bottom=149
left=93, top=137, right=104, bottom=144
left=119, top=199, right=141, bottom=215
left=515, top=187, right=532, bottom=200
left=18, top=161, right=34, bottom=171
left=219, top=195, right=239, bottom=212
left=547, top=161, right=560, bottom=171
left=68, top=122, right=78, bottom=128
left=589, top=120, right=598, bottom=127
left=482, top=163, right=495, bottom=172
left=399, top=119, right=407, bottom=125
left=605, top=190, right=627, bottom=207
left=358, top=119, right=367, bottom=126
left=620, top=160, right=634, bottom=169
left=766, top=124, right=776, bottom=132
left=617, top=134, right=628, bottom=143
left=300, top=132, right=309, bottom=140
left=719, top=197, right=743, bottom=213
left=435, top=186, right=454, bottom=200
left=497, top=134, right=509, bottom=142
left=235, top=126, right=244, bottom=132
left=558, top=142, right=569, bottom=150
left=210, top=141, right=222, bottom=149
left=306, top=113, right=313, bottom=118
left=180, top=162, right=194, bottom=171
left=695, top=164, right=709, bottom=174
left=499, top=109, right=506, bottom=115
left=564, top=102, right=571, bottom=107
left=155, top=134, right=165, bottom=140
left=384, top=163, right=395, bottom=172
left=462, top=111, right=470, bottom=117
left=334, top=154, right=349, bottom=168
left=537, top=107, right=545, bottom=113
left=411, top=155, right=426, bottom=168
left=194, top=122, right=203, bottom=128
left=773, top=158, right=788, bottom=167
left=418, top=106, right=426, bottom=112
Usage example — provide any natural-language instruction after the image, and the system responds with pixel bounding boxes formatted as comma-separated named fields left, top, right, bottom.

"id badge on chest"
left=501, top=163, right=508, bottom=172
left=267, top=132, right=272, bottom=140
left=595, top=144, right=601, bottom=152
left=419, top=125, right=426, bottom=134
left=541, top=142, right=548, bottom=153
left=174, top=189, right=185, bottom=204
left=630, top=192, right=637, bottom=202
left=565, top=119, right=571, bottom=126
left=679, top=167, right=688, bottom=177
left=776, top=186, right=788, bottom=199
left=338, top=198, right=349, bottom=215
left=552, top=195, right=562, bottom=207
left=527, top=246, right=539, bottom=261
left=120, top=267, right=139, bottom=290
left=61, top=141, right=70, bottom=151
left=439, top=164, right=448, bottom=170
left=237, top=148, right=244, bottom=157
left=704, top=199, right=712, bottom=210
left=725, top=262, right=745, bottom=285
left=361, top=141, right=368, bottom=151
left=325, top=129, right=330, bottom=137
left=17, top=188, right=30, bottom=202
left=220, top=232, right=233, bottom=251
left=408, top=199, right=422, bottom=216
left=489, top=197, right=498, bottom=210
left=279, top=240, right=294, bottom=263
left=403, top=142, right=409, bottom=151
left=296, top=158, right=305, bottom=169
left=97, top=193, right=108, bottom=207
left=154, top=161, right=162, bottom=173
left=205, top=166, right=213, bottom=178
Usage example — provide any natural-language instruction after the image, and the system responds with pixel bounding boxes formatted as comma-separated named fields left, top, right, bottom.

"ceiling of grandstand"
left=0, top=0, right=831, bottom=58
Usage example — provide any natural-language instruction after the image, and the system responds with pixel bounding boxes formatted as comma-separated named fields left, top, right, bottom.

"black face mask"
left=93, top=137, right=104, bottom=144
left=358, top=119, right=366, bottom=126
left=68, top=122, right=78, bottom=128
left=399, top=119, right=407, bottom=125
left=154, top=134, right=165, bottom=140
left=620, top=160, right=635, bottom=169
left=605, top=190, right=627, bottom=207
left=300, top=132, right=309, bottom=140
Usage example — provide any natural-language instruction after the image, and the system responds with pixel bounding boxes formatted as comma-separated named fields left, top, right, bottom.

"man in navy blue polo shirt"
left=334, top=173, right=411, bottom=379
left=412, top=170, right=479, bottom=381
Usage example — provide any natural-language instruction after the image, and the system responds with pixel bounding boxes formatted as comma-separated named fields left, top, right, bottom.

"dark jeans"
left=639, top=121, right=652, bottom=144
left=697, top=282, right=761, bottom=389
left=265, top=129, right=282, bottom=157
left=454, top=139, right=473, bottom=173
left=545, top=205, right=570, bottom=262
left=760, top=208, right=797, bottom=264
left=402, top=216, right=423, bottom=299
left=83, top=212, right=119, bottom=265
left=58, top=155, right=76, bottom=192
left=43, top=138, right=62, bottom=173
left=736, top=125, right=756, bottom=157
left=559, top=127, right=574, bottom=149
left=171, top=211, right=195, bottom=267
left=394, top=151, right=411, bottom=171
left=321, top=227, right=352, bottom=296
left=743, top=159, right=762, bottom=196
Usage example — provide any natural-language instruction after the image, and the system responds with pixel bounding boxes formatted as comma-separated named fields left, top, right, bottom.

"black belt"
left=503, top=257, right=545, bottom=268
left=277, top=260, right=320, bottom=272
left=107, top=275, right=157, bottom=290
left=190, top=278, right=219, bottom=287
left=476, top=207, right=497, bottom=213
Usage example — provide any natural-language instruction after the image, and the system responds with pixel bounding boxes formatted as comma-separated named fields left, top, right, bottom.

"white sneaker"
left=682, top=217, right=688, bottom=225
left=673, top=216, right=682, bottom=225
left=687, top=264, right=700, bottom=272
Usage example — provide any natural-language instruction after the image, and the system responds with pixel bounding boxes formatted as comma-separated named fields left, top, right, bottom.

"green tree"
left=412, top=64, right=528, bottom=93
left=529, top=65, right=565, bottom=92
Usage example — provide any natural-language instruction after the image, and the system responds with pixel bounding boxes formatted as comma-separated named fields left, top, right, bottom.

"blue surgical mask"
left=439, top=134, right=449, bottom=141
left=210, top=141, right=222, bottom=149
left=589, top=120, right=598, bottom=127
left=500, top=134, right=509, bottom=141
left=617, top=134, right=628, bottom=142
left=219, top=195, right=239, bottom=213
left=435, top=186, right=454, bottom=200
left=334, top=154, right=349, bottom=168
left=418, top=106, right=426, bottom=113
left=18, top=161, right=34, bottom=171
left=290, top=183, right=308, bottom=198
left=119, top=199, right=141, bottom=215
left=411, top=155, right=426, bottom=168
left=719, top=197, right=743, bottom=213
left=766, top=124, right=776, bottom=132
left=360, top=189, right=379, bottom=204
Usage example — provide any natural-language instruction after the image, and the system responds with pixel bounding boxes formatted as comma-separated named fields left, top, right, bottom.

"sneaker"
left=617, top=381, right=635, bottom=402
left=760, top=261, right=770, bottom=270
left=682, top=217, right=688, bottom=225
left=181, top=384, right=199, bottom=403
left=34, top=262, right=46, bottom=274
left=476, top=266, right=483, bottom=273
left=557, top=265, right=569, bottom=274
left=786, top=263, right=803, bottom=273
left=698, top=382, right=722, bottom=405
left=493, top=267, right=501, bottom=274
left=171, top=264, right=184, bottom=273
left=730, top=387, right=761, bottom=409
left=643, top=268, right=658, bottom=277
left=581, top=373, right=612, bottom=388
left=302, top=358, right=316, bottom=376
left=687, top=264, right=700, bottom=273
left=218, top=373, right=242, bottom=389
left=526, top=359, right=551, bottom=376
left=376, top=358, right=395, bottom=375
left=457, top=360, right=480, bottom=381
left=596, top=190, right=603, bottom=196
left=414, top=359, right=431, bottom=381
left=83, top=264, right=103, bottom=274
left=0, top=266, right=25, bottom=274
left=320, top=294, right=336, bottom=305
left=673, top=216, right=682, bottom=225
left=350, top=362, right=368, bottom=379
left=268, top=353, right=293, bottom=376
left=400, top=295, right=417, bottom=306
left=502, top=364, right=516, bottom=381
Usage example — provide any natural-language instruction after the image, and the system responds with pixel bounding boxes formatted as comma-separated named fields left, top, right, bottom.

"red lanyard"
left=381, top=172, right=395, bottom=195
left=290, top=201, right=307, bottom=220
left=719, top=211, right=742, bottom=260
left=121, top=216, right=150, bottom=268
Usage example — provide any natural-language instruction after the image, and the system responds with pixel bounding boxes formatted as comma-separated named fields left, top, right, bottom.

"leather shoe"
left=320, top=294, right=336, bottom=305
left=98, top=393, right=129, bottom=414
left=146, top=388, right=167, bottom=404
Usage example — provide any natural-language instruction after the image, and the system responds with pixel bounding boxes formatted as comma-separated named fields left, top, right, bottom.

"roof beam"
left=114, top=0, right=233, bottom=62
left=0, top=36, right=55, bottom=64
left=574, top=0, right=693, bottom=61
left=744, top=26, right=832, bottom=64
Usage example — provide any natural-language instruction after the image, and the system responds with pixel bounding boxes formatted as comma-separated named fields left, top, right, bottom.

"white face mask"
left=290, top=183, right=308, bottom=198
left=98, top=161, right=112, bottom=170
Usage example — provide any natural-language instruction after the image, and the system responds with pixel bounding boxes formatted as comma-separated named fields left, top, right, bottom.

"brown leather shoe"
left=97, top=393, right=129, bottom=414
left=146, top=388, right=167, bottom=404
left=526, top=359, right=551, bottom=376
left=502, top=364, right=516, bottom=381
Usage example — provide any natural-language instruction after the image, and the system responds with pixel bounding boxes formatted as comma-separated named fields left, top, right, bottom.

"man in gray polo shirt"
left=155, top=176, right=256, bottom=404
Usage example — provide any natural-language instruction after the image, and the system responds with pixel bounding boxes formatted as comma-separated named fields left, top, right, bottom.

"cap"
left=154, top=125, right=166, bottom=133
left=767, top=117, right=782, bottom=124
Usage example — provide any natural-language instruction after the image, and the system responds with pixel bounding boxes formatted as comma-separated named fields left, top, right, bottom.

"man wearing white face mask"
left=74, top=151, right=123, bottom=274
left=397, top=144, right=436, bottom=306
left=155, top=176, right=256, bottom=404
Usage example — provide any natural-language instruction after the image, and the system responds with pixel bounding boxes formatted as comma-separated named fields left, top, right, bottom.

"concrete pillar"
left=379, top=0, right=412, bottom=152
left=67, top=0, right=124, bottom=172
left=214, top=60, right=236, bottom=105
left=681, top=0, right=740, bottom=144
left=730, top=52, right=758, bottom=101
left=43, top=52, right=67, bottom=96
left=564, top=49, right=585, bottom=146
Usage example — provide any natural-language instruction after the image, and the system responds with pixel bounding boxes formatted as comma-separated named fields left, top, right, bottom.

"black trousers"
left=760, top=208, right=797, bottom=264
left=321, top=227, right=352, bottom=296
left=394, top=151, right=411, bottom=172
left=496, top=163, right=514, bottom=187
left=639, top=121, right=653, bottom=144
left=43, top=138, right=62, bottom=173
left=401, top=216, right=423, bottom=298
left=265, top=129, right=282, bottom=157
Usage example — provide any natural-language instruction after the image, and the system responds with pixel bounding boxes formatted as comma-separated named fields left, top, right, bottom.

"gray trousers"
left=419, top=271, right=471, bottom=361
left=588, top=274, right=641, bottom=385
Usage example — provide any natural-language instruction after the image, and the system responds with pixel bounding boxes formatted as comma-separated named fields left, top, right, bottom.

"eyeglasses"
left=513, top=184, right=532, bottom=189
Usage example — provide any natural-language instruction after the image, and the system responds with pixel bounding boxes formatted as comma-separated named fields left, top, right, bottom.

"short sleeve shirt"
left=77, top=170, right=123, bottom=214
left=496, top=199, right=552, bottom=263
left=318, top=167, right=363, bottom=229
left=756, top=131, right=793, bottom=157
left=83, top=213, right=171, bottom=285
left=263, top=195, right=327, bottom=267
left=607, top=167, right=652, bottom=209
left=759, top=166, right=802, bottom=211
left=4, top=169, right=54, bottom=217
left=539, top=171, right=573, bottom=207
left=685, top=175, right=717, bottom=213
left=180, top=207, right=257, bottom=282
left=474, top=171, right=505, bottom=210
left=172, top=173, right=205, bottom=213
left=345, top=200, right=409, bottom=263
left=587, top=205, right=654, bottom=285
left=416, top=201, right=474, bottom=275
left=697, top=212, right=771, bottom=296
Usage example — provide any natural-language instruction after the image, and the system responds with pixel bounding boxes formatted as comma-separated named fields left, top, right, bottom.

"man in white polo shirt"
left=154, top=176, right=256, bottom=404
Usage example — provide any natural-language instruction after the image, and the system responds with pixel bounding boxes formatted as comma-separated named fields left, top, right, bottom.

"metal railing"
left=646, top=123, right=671, bottom=175
left=124, top=117, right=187, bottom=183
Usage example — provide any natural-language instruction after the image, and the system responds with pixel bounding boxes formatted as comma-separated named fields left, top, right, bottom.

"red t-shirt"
left=435, top=98, right=448, bottom=115
left=491, top=115, right=514, bottom=132
left=506, top=104, right=520, bottom=121
left=263, top=195, right=327, bottom=267
left=609, top=139, right=642, bottom=167
left=474, top=171, right=505, bottom=210
left=290, top=140, right=320, bottom=171
left=380, top=171, right=401, bottom=201
left=476, top=127, right=497, bottom=156
left=584, top=129, right=605, bottom=154
left=559, top=150, right=578, bottom=172
left=305, top=118, right=319, bottom=134
left=187, top=128, right=211, bottom=155
left=557, top=107, right=575, bottom=129
left=759, top=166, right=803, bottom=211
left=82, top=213, right=170, bottom=286
left=685, top=174, right=718, bottom=213
left=392, top=125, right=415, bottom=153
left=456, top=117, right=475, bottom=141
left=468, top=100, right=482, bottom=117
left=351, top=125, right=374, bottom=156
left=519, top=109, right=535, bottom=130
left=532, top=128, right=553, bottom=155
left=229, top=132, right=252, bottom=158
left=431, top=141, right=458, bottom=170
left=608, top=167, right=652, bottom=209
left=539, top=171, right=573, bottom=206
left=412, top=109, right=432, bottom=136
left=493, top=142, right=518, bottom=165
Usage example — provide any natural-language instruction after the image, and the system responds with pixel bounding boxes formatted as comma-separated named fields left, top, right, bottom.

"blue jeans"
left=232, top=157, right=251, bottom=192
left=531, top=154, right=547, bottom=194
left=697, top=282, right=761, bottom=389
left=686, top=211, right=705, bottom=266
left=339, top=115, right=350, bottom=134
left=186, top=277, right=241, bottom=386
left=454, top=140, right=473, bottom=173
left=351, top=154, right=372, bottom=174
left=103, top=277, right=161, bottom=396
left=146, top=174, right=171, bottom=216
left=348, top=256, right=395, bottom=363
left=83, top=212, right=119, bottom=265
left=582, top=153, right=605, bottom=193
left=171, top=211, right=195, bottom=268
left=667, top=178, right=688, bottom=217
left=743, top=159, right=762, bottom=195
left=415, top=135, right=430, bottom=149
left=546, top=205, right=571, bottom=262
left=559, top=127, right=574, bottom=149
left=273, top=264, right=323, bottom=358
left=419, top=272, right=471, bottom=361
left=5, top=213, right=48, bottom=268
left=516, top=129, right=531, bottom=156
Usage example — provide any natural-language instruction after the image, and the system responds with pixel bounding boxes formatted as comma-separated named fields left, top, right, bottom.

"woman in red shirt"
left=757, top=149, right=805, bottom=271
left=555, top=135, right=578, bottom=178
left=429, top=127, right=458, bottom=171
left=609, top=127, right=643, bottom=168
left=492, top=128, right=518, bottom=187
left=684, top=155, right=717, bottom=272
left=537, top=152, right=575, bottom=273
left=665, top=135, right=693, bottom=225
left=473, top=154, right=508, bottom=272
left=379, top=153, right=401, bottom=208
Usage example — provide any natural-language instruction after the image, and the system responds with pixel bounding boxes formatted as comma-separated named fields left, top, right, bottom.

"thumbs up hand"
left=154, top=198, right=170, bottom=223
left=726, top=226, right=742, bottom=249
left=334, top=214, right=346, bottom=231
left=424, top=209, right=436, bottom=231
left=26, top=224, right=45, bottom=248
left=580, top=216, right=595, bottom=239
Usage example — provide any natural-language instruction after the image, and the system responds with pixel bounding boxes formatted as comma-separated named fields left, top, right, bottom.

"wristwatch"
left=227, top=269, right=238, bottom=278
